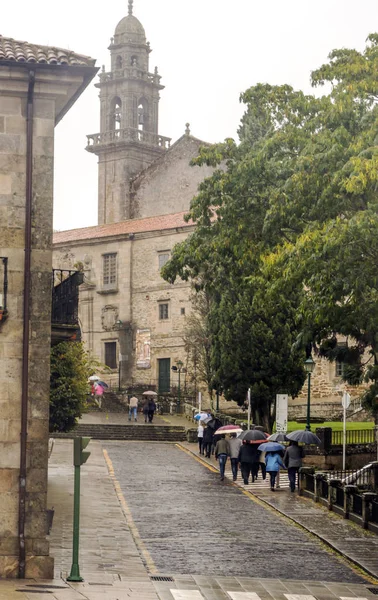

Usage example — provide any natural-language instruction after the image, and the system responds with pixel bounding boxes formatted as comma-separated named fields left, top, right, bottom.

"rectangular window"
left=335, top=361, right=344, bottom=377
left=103, top=253, right=117, bottom=287
left=159, top=303, right=169, bottom=320
left=158, top=253, right=170, bottom=270
left=104, top=341, right=117, bottom=369
left=181, top=307, right=185, bottom=315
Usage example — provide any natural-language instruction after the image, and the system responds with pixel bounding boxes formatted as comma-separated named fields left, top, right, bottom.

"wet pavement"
left=104, top=442, right=366, bottom=583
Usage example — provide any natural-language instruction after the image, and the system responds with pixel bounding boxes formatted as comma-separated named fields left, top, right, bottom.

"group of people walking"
left=199, top=423, right=303, bottom=492
left=128, top=396, right=157, bottom=423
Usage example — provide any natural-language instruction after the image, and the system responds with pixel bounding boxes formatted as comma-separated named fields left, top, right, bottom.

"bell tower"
left=86, top=0, right=171, bottom=224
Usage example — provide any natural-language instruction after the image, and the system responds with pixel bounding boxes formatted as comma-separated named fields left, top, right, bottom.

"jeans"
left=288, top=467, right=299, bottom=491
left=129, top=407, right=137, bottom=420
left=148, top=410, right=155, bottom=423
left=268, top=471, right=277, bottom=488
left=230, top=458, right=239, bottom=480
left=258, top=462, right=266, bottom=480
left=218, top=453, right=228, bottom=479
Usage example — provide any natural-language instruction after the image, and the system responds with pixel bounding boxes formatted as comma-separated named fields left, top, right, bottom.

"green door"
left=158, top=358, right=171, bottom=393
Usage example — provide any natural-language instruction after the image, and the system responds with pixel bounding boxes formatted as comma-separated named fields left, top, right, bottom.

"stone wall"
left=0, top=60, right=97, bottom=578
left=131, top=135, right=214, bottom=219
left=0, top=80, right=55, bottom=578
left=53, top=227, right=192, bottom=390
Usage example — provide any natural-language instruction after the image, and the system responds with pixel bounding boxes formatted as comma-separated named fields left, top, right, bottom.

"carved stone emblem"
left=101, top=305, right=118, bottom=331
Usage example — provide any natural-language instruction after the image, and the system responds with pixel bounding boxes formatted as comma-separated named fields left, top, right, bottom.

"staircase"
left=52, top=423, right=186, bottom=442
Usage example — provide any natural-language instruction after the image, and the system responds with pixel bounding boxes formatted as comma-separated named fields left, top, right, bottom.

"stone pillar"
left=369, top=461, right=378, bottom=491
left=362, top=492, right=376, bottom=529
left=316, top=427, right=332, bottom=452
left=328, top=478, right=342, bottom=511
left=343, top=484, right=358, bottom=519
left=0, top=53, right=97, bottom=579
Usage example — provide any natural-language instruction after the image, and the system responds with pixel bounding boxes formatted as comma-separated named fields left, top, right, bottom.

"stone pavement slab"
left=178, top=443, right=378, bottom=582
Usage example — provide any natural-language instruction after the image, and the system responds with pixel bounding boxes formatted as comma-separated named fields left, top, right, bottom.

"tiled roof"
left=53, top=211, right=193, bottom=245
left=0, top=35, right=96, bottom=67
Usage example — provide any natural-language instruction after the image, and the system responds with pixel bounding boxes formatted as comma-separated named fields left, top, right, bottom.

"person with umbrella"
left=202, top=424, right=214, bottom=458
left=142, top=398, right=150, bottom=423
left=238, top=440, right=260, bottom=484
left=265, top=448, right=285, bottom=491
left=197, top=421, right=204, bottom=455
left=148, top=397, right=157, bottom=423
left=215, top=434, right=230, bottom=481
left=283, top=441, right=304, bottom=492
left=228, top=433, right=242, bottom=481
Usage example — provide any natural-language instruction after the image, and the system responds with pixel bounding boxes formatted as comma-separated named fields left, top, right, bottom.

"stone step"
left=53, top=423, right=187, bottom=442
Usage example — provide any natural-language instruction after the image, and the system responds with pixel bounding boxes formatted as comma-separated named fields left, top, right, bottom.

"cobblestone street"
left=104, top=442, right=366, bottom=582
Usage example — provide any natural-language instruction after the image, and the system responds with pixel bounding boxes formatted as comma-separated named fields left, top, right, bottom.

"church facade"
left=53, top=1, right=214, bottom=391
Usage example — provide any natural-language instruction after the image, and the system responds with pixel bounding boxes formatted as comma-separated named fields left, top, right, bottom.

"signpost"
left=67, top=437, right=91, bottom=582
left=342, top=392, right=351, bottom=470
left=276, top=394, right=288, bottom=433
left=198, top=391, right=202, bottom=414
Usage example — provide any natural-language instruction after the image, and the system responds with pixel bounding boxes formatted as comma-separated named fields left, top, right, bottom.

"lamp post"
left=304, top=356, right=316, bottom=431
left=172, top=360, right=184, bottom=411
left=114, top=320, right=123, bottom=391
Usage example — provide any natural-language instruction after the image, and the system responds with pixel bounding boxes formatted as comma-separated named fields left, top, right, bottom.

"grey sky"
left=3, top=1, right=377, bottom=231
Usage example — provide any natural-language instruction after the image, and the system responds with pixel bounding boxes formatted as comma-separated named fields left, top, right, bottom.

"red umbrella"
left=215, top=425, right=243, bottom=435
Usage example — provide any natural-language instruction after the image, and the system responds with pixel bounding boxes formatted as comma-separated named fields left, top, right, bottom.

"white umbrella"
left=88, top=375, right=100, bottom=381
left=142, top=390, right=158, bottom=396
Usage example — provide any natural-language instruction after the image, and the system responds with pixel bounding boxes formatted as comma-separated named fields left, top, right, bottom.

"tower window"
left=137, top=98, right=148, bottom=132
left=131, top=55, right=138, bottom=66
left=111, top=97, right=122, bottom=131
left=116, top=55, right=122, bottom=69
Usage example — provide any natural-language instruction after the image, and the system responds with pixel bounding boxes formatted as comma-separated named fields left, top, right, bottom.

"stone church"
left=53, top=1, right=214, bottom=392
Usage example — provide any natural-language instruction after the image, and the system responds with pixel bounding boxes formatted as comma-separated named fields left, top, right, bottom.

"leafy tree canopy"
left=162, top=34, right=378, bottom=426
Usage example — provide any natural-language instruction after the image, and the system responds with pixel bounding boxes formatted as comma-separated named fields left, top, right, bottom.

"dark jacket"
left=203, top=427, right=214, bottom=443
left=142, top=401, right=149, bottom=414
left=215, top=438, right=230, bottom=458
left=238, top=443, right=260, bottom=464
left=148, top=400, right=156, bottom=412
left=283, top=444, right=304, bottom=469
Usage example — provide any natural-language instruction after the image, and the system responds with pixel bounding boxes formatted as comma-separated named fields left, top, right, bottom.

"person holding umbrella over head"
left=238, top=440, right=260, bottom=484
left=284, top=440, right=304, bottom=492
left=202, top=424, right=214, bottom=458
left=228, top=432, right=242, bottom=481
left=265, top=450, right=285, bottom=491
left=142, top=398, right=150, bottom=423
left=215, top=434, right=230, bottom=481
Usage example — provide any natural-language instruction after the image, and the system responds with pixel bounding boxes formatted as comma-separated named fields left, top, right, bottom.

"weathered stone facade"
left=0, top=39, right=97, bottom=578
left=53, top=215, right=194, bottom=389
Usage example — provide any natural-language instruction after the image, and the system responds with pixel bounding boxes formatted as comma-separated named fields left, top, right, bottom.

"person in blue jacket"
left=265, top=451, right=285, bottom=491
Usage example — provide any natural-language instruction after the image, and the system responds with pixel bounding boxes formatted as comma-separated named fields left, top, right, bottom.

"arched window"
left=110, top=97, right=122, bottom=131
left=137, top=98, right=148, bottom=131
left=131, top=55, right=138, bottom=66
left=116, top=55, right=122, bottom=69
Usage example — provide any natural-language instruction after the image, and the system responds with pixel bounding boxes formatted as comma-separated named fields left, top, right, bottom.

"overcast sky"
left=3, top=0, right=377, bottom=231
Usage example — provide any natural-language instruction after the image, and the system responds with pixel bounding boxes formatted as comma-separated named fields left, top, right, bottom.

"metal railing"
left=331, top=429, right=375, bottom=445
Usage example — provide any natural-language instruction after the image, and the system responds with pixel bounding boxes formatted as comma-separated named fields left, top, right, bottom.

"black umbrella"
left=240, top=430, right=267, bottom=443
left=206, top=418, right=222, bottom=430
left=268, top=432, right=288, bottom=442
left=286, top=430, right=321, bottom=445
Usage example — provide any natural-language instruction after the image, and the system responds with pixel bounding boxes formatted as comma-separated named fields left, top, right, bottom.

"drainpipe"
left=19, top=69, right=35, bottom=579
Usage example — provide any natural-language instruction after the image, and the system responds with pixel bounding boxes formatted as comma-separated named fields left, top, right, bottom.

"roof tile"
left=0, top=35, right=95, bottom=67
left=53, top=211, right=193, bottom=245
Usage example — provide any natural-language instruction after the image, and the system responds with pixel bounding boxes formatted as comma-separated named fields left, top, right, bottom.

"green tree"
left=163, top=34, right=378, bottom=426
left=49, top=342, right=95, bottom=432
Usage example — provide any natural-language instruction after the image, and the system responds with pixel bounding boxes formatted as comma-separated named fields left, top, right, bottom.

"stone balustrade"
left=86, top=127, right=171, bottom=150
left=98, top=68, right=161, bottom=85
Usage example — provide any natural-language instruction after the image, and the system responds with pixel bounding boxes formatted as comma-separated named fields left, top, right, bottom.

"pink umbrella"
left=215, top=425, right=243, bottom=435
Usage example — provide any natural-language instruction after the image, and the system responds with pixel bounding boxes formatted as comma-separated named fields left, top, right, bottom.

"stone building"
left=0, top=36, right=97, bottom=577
left=53, top=2, right=214, bottom=392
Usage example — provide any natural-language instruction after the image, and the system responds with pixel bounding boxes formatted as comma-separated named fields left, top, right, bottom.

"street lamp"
left=172, top=360, right=184, bottom=411
left=304, top=356, right=316, bottom=431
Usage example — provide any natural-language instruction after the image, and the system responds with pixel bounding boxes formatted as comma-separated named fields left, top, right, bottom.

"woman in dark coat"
left=238, top=441, right=260, bottom=484
left=202, top=425, right=214, bottom=458
left=142, top=400, right=149, bottom=423
left=148, top=398, right=157, bottom=423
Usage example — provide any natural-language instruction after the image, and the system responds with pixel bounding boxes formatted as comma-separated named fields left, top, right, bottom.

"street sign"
left=276, top=394, right=288, bottom=433
left=342, top=392, right=351, bottom=409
